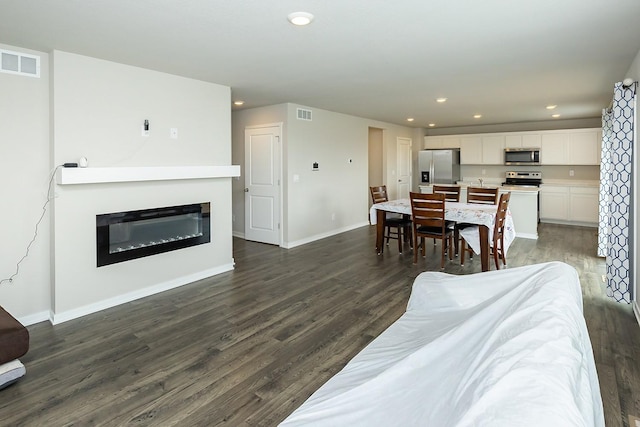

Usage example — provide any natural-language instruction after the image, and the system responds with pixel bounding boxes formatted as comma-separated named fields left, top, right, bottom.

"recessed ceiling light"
left=436, top=97, right=447, bottom=103
left=546, top=105, right=557, bottom=110
left=551, top=114, right=561, bottom=118
left=407, top=117, right=414, bottom=122
left=428, top=123, right=436, bottom=127
left=233, top=100, right=244, bottom=106
left=287, top=11, right=314, bottom=26
left=473, top=114, right=482, bottom=119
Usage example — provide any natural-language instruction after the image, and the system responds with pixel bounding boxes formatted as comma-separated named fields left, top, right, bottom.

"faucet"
left=478, top=178, right=483, bottom=187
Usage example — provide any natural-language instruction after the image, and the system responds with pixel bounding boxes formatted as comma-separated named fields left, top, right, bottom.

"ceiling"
left=1, top=0, right=639, bottom=129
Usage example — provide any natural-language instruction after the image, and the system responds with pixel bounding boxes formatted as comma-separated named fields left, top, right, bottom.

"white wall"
left=0, top=47, right=236, bottom=325
left=285, top=104, right=369, bottom=245
left=0, top=44, right=51, bottom=323
left=231, top=103, right=414, bottom=247
left=50, top=51, right=234, bottom=322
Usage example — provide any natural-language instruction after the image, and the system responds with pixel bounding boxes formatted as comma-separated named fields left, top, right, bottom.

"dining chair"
left=432, top=185, right=461, bottom=202
left=431, top=185, right=460, bottom=245
left=460, top=191, right=511, bottom=270
left=466, top=186, right=499, bottom=205
left=370, top=185, right=412, bottom=254
left=409, top=192, right=453, bottom=269
left=455, top=186, right=500, bottom=256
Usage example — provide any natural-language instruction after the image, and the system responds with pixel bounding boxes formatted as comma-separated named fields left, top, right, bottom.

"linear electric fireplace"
left=96, top=202, right=210, bottom=267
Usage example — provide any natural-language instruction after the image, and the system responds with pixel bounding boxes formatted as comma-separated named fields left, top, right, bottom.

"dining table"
left=369, top=199, right=516, bottom=272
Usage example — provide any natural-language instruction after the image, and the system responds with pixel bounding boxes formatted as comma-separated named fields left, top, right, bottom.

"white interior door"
left=245, top=125, right=281, bottom=245
left=397, top=137, right=412, bottom=199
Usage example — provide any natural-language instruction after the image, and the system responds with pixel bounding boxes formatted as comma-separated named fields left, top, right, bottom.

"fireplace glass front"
left=96, top=202, right=210, bottom=267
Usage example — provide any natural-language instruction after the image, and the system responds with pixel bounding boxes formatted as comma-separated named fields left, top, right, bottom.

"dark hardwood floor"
left=1, top=223, right=638, bottom=426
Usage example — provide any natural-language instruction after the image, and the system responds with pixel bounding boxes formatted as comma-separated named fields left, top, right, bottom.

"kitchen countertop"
left=540, top=179, right=599, bottom=187
left=418, top=183, right=539, bottom=193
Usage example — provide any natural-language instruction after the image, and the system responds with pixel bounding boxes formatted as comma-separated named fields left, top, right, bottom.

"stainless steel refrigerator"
left=418, top=149, right=461, bottom=184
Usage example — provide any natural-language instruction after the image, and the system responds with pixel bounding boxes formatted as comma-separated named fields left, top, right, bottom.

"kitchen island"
left=419, top=183, right=538, bottom=239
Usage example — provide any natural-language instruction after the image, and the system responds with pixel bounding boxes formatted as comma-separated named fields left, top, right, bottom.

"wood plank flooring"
left=1, top=223, right=639, bottom=426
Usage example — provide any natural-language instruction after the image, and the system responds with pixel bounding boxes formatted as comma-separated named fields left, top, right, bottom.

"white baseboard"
left=17, top=311, right=50, bottom=327
left=283, top=222, right=369, bottom=249
left=516, top=232, right=538, bottom=239
left=634, top=300, right=640, bottom=327
left=232, top=230, right=245, bottom=239
left=539, top=219, right=597, bottom=228
left=50, top=263, right=235, bottom=325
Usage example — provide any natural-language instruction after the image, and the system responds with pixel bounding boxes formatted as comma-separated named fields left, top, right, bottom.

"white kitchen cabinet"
left=454, top=128, right=600, bottom=165
left=540, top=129, right=601, bottom=165
left=540, top=133, right=568, bottom=165
left=460, top=136, right=482, bottom=164
left=567, top=130, right=601, bottom=165
left=539, top=185, right=569, bottom=221
left=540, top=184, right=599, bottom=225
left=481, top=135, right=505, bottom=165
left=460, top=135, right=502, bottom=165
left=569, top=186, right=599, bottom=224
left=504, top=134, right=542, bottom=148
left=424, top=136, right=461, bottom=149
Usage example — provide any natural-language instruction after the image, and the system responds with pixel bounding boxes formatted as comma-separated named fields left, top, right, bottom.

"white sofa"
left=280, top=262, right=604, bottom=426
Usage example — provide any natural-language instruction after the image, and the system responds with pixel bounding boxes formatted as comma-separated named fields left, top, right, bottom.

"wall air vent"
left=297, top=108, right=312, bottom=121
left=1, top=49, right=40, bottom=78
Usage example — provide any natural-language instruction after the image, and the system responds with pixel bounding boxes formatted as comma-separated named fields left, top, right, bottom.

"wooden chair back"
left=432, top=185, right=461, bottom=202
left=467, top=186, right=499, bottom=205
left=370, top=185, right=389, bottom=204
left=409, top=192, right=452, bottom=267
left=493, top=192, right=511, bottom=243
left=410, top=192, right=447, bottom=231
left=491, top=192, right=511, bottom=269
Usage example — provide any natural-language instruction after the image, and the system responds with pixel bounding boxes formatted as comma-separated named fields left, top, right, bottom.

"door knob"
left=244, top=188, right=249, bottom=192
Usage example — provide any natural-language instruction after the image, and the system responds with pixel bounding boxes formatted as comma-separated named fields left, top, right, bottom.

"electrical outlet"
left=170, top=128, right=178, bottom=139
left=331, top=213, right=336, bottom=221
left=481, top=169, right=486, bottom=175
left=569, top=169, right=575, bottom=177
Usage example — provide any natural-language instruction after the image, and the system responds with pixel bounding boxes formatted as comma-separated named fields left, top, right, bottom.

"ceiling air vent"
left=297, top=108, right=312, bottom=121
left=1, top=49, right=40, bottom=78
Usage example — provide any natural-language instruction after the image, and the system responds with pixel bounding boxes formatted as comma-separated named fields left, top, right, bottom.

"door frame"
left=396, top=137, right=412, bottom=199
left=244, top=122, right=284, bottom=246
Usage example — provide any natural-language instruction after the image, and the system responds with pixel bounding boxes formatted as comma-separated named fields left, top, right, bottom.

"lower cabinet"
left=539, top=186, right=569, bottom=221
left=569, top=187, right=599, bottom=224
left=540, top=185, right=598, bottom=225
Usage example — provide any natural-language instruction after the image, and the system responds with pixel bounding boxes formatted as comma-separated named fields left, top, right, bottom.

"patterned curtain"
left=604, top=81, right=636, bottom=303
left=598, top=110, right=613, bottom=257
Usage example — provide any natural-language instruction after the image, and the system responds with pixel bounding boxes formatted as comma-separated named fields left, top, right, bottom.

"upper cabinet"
left=568, top=130, right=602, bottom=165
left=504, top=134, right=542, bottom=148
left=481, top=135, right=505, bottom=165
left=424, top=135, right=461, bottom=149
left=541, top=129, right=601, bottom=165
left=540, top=133, right=569, bottom=165
left=440, top=128, right=601, bottom=165
left=459, top=135, right=505, bottom=165
left=460, top=136, right=482, bottom=164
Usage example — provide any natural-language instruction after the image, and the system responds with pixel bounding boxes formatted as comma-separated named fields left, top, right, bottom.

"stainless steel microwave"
left=504, top=148, right=540, bottom=165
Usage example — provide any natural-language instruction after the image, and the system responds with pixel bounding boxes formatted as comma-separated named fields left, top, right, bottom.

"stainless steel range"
left=503, top=171, right=542, bottom=187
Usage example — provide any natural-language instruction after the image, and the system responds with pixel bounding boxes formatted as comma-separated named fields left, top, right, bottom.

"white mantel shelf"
left=56, top=165, right=241, bottom=185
